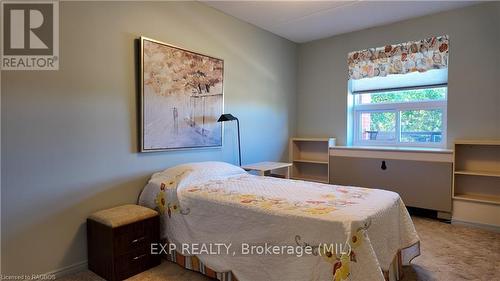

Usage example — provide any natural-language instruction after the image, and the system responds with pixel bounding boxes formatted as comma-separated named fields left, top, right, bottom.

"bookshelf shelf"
left=454, top=170, right=500, bottom=178
left=293, top=159, right=329, bottom=165
left=453, top=193, right=500, bottom=205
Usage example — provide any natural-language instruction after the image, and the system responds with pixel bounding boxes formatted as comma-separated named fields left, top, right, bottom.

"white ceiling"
left=202, top=1, right=479, bottom=43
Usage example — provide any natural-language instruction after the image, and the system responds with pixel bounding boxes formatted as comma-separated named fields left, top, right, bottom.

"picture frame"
left=139, top=37, right=224, bottom=152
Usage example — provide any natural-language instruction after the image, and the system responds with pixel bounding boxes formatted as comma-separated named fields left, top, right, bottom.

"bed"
left=139, top=161, right=420, bottom=281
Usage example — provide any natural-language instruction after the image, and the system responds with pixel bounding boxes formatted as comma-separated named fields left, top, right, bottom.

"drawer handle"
left=381, top=161, right=387, bottom=170
left=133, top=254, right=147, bottom=261
left=131, top=236, right=145, bottom=244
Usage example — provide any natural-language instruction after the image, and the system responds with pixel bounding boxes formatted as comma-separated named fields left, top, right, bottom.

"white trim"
left=331, top=145, right=453, bottom=153
left=354, top=100, right=446, bottom=111
left=31, top=260, right=87, bottom=281
left=351, top=69, right=448, bottom=92
left=330, top=146, right=453, bottom=163
left=346, top=82, right=354, bottom=146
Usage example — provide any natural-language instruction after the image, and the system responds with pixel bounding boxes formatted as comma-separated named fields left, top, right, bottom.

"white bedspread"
left=139, top=162, right=419, bottom=281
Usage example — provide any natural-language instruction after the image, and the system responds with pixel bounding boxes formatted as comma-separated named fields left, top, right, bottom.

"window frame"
left=352, top=84, right=447, bottom=148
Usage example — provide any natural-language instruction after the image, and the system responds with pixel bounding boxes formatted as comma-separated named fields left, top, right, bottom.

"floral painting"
left=140, top=37, right=223, bottom=151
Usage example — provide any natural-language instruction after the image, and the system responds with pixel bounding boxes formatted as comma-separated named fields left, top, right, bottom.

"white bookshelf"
left=452, top=140, right=500, bottom=205
left=289, top=137, right=335, bottom=183
left=452, top=140, right=500, bottom=227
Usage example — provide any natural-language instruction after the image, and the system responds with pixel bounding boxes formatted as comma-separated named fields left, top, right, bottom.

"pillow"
left=171, top=161, right=245, bottom=176
left=151, top=161, right=246, bottom=184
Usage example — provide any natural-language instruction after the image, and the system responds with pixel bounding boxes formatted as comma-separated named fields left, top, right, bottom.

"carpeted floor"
left=59, top=216, right=500, bottom=281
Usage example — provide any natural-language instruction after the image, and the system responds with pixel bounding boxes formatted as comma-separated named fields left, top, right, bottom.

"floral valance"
left=348, top=35, right=449, bottom=80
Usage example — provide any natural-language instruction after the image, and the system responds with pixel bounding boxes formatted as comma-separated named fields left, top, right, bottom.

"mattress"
left=139, top=161, right=420, bottom=281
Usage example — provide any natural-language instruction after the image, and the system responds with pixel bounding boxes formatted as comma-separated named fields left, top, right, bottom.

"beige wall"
left=1, top=1, right=297, bottom=274
left=296, top=2, right=500, bottom=147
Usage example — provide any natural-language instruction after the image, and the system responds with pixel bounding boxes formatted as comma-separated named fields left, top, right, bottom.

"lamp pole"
left=235, top=117, right=241, bottom=166
left=217, top=114, right=242, bottom=166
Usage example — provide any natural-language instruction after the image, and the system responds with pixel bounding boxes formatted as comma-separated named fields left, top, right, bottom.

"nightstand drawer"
left=113, top=216, right=158, bottom=255
left=114, top=248, right=160, bottom=280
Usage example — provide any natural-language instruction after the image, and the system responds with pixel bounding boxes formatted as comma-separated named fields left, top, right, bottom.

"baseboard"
left=35, top=260, right=88, bottom=280
left=451, top=219, right=500, bottom=233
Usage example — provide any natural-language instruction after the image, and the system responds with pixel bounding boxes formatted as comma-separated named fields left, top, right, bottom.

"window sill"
left=331, top=145, right=452, bottom=154
left=330, top=145, right=452, bottom=162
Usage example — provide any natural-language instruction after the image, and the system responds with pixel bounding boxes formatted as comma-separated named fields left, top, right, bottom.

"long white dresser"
left=329, top=146, right=453, bottom=219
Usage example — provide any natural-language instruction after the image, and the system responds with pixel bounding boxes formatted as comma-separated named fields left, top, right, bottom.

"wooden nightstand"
left=87, top=204, right=161, bottom=281
left=242, top=161, right=292, bottom=178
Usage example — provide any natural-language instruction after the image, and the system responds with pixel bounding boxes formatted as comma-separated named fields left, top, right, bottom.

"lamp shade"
left=217, top=114, right=237, bottom=122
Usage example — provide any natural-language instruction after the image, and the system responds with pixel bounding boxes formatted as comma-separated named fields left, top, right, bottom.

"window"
left=347, top=35, right=449, bottom=148
left=352, top=86, right=447, bottom=147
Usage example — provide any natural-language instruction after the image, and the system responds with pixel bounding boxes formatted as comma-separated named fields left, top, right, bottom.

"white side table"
left=241, top=161, right=292, bottom=179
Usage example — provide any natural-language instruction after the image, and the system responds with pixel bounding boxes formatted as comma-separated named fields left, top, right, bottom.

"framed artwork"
left=140, top=37, right=224, bottom=152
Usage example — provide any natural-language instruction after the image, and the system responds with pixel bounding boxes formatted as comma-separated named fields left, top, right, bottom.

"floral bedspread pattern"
left=348, top=35, right=449, bottom=80
left=182, top=175, right=372, bottom=217
left=139, top=162, right=420, bottom=281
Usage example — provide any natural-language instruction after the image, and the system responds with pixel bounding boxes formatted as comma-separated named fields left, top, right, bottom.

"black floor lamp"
left=217, top=114, right=241, bottom=166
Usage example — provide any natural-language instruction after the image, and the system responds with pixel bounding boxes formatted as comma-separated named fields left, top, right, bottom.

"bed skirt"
left=165, top=251, right=238, bottom=281
left=164, top=241, right=420, bottom=281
